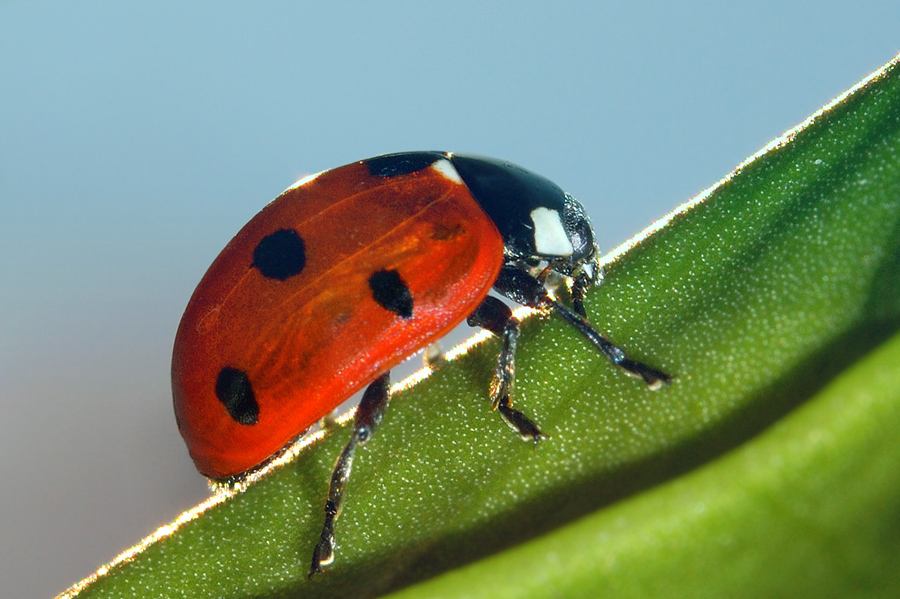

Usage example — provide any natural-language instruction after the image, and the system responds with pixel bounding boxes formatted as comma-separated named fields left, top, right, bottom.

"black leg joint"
left=491, top=266, right=551, bottom=309
left=467, top=295, right=513, bottom=336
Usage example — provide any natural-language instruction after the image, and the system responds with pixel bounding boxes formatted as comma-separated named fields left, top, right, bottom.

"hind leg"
left=309, top=372, right=391, bottom=577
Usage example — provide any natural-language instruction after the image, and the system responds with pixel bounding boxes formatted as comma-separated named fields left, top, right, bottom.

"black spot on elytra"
left=368, top=269, right=413, bottom=318
left=215, top=367, right=259, bottom=425
left=365, top=152, right=443, bottom=178
left=252, top=229, right=306, bottom=281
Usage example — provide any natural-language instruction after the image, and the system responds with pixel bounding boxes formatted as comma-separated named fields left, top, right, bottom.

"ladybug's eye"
left=561, top=193, right=594, bottom=261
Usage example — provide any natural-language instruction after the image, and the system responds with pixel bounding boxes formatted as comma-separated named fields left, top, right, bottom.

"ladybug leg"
left=423, top=341, right=444, bottom=367
left=494, top=266, right=671, bottom=389
left=570, top=269, right=591, bottom=318
left=467, top=296, right=544, bottom=445
left=310, top=372, right=391, bottom=577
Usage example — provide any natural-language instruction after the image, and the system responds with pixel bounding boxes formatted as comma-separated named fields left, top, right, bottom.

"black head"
left=448, top=154, right=596, bottom=264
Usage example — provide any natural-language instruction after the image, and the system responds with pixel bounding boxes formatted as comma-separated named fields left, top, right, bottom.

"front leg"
left=467, top=296, right=544, bottom=444
left=492, top=266, right=672, bottom=388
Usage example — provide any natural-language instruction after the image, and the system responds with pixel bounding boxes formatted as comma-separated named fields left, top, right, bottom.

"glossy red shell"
left=172, top=160, right=504, bottom=478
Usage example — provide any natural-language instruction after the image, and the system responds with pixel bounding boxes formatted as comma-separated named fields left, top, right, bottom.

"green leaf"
left=60, top=54, right=900, bottom=599
left=387, top=331, right=900, bottom=599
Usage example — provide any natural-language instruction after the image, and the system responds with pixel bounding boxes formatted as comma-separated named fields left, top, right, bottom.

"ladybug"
left=171, top=151, right=670, bottom=576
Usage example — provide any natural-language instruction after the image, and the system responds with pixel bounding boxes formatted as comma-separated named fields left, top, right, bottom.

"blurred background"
left=2, top=2, right=898, bottom=597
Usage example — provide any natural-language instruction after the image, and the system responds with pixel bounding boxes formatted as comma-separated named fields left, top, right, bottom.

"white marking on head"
left=431, top=159, right=463, bottom=184
left=531, top=207, right=574, bottom=256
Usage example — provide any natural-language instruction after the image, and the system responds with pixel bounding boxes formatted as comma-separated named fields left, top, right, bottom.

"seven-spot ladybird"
left=171, top=151, right=670, bottom=576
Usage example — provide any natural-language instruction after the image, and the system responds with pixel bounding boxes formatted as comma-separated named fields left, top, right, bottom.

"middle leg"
left=467, top=295, right=544, bottom=444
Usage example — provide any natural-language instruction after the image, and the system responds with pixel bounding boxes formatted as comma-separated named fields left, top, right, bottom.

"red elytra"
left=172, top=159, right=504, bottom=478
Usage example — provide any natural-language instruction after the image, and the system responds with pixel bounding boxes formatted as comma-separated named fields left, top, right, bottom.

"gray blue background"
left=2, top=2, right=898, bottom=597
